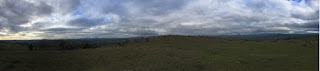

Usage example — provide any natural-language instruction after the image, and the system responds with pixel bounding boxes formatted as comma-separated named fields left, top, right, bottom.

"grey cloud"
left=0, top=0, right=53, bottom=33
left=299, top=21, right=319, bottom=29
left=100, top=0, right=127, bottom=14
left=96, top=0, right=318, bottom=36
left=42, top=28, right=85, bottom=32
left=125, top=28, right=159, bottom=36
left=30, top=22, right=55, bottom=31
left=291, top=10, right=319, bottom=20
left=44, top=28, right=70, bottom=31
left=0, top=0, right=319, bottom=39
left=99, top=0, right=191, bottom=15
left=36, top=2, right=54, bottom=16
left=132, top=0, right=192, bottom=15
left=66, top=0, right=81, bottom=14
left=68, top=17, right=106, bottom=27
left=8, top=26, right=26, bottom=33
left=245, top=0, right=267, bottom=12
left=284, top=20, right=319, bottom=31
left=48, top=0, right=81, bottom=15
left=32, top=22, right=46, bottom=28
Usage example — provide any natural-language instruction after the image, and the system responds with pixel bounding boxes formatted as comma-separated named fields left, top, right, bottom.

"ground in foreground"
left=0, top=36, right=318, bottom=71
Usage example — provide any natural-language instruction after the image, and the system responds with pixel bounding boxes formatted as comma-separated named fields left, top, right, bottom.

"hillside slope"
left=0, top=36, right=318, bottom=71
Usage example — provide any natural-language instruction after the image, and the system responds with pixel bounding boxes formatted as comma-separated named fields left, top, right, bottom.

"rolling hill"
left=0, top=35, right=318, bottom=71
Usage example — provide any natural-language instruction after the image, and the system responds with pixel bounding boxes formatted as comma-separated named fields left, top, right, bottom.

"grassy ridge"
left=0, top=43, right=27, bottom=50
left=0, top=36, right=318, bottom=71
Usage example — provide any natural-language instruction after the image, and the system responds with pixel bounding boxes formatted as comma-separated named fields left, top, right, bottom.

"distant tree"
left=145, top=38, right=149, bottom=42
left=117, top=42, right=124, bottom=46
left=28, top=44, right=34, bottom=50
left=117, top=43, right=121, bottom=46
left=91, top=43, right=98, bottom=48
left=39, top=39, right=49, bottom=49
left=125, top=39, right=129, bottom=43
left=59, top=40, right=66, bottom=50
left=66, top=44, right=74, bottom=50
left=271, top=40, right=278, bottom=42
left=82, top=43, right=91, bottom=49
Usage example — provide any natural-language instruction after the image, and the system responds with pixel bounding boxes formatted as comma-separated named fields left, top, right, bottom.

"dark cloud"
left=125, top=28, right=159, bottom=36
left=67, top=0, right=81, bottom=13
left=36, top=2, right=54, bottom=16
left=8, top=26, right=26, bottom=33
left=291, top=10, right=319, bottom=20
left=284, top=20, right=319, bottom=30
left=99, top=0, right=128, bottom=14
left=42, top=28, right=84, bottom=32
left=32, top=22, right=46, bottom=28
left=245, top=0, right=267, bottom=12
left=299, top=21, right=319, bottom=29
left=98, top=0, right=191, bottom=15
left=133, top=0, right=192, bottom=15
left=51, top=0, right=81, bottom=15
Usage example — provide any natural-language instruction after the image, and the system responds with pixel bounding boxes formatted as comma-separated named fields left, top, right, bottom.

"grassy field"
left=0, top=36, right=318, bottom=71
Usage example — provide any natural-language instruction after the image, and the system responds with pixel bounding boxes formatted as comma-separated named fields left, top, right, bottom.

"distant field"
left=0, top=36, right=318, bottom=71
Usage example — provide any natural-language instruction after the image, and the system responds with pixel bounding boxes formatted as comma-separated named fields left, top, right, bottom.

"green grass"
left=0, top=36, right=318, bottom=71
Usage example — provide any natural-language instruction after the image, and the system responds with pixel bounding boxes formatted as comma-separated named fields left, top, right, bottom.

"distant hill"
left=0, top=34, right=318, bottom=50
left=215, top=34, right=318, bottom=41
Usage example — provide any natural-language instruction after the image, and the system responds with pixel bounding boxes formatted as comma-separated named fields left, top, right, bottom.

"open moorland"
left=0, top=35, right=318, bottom=71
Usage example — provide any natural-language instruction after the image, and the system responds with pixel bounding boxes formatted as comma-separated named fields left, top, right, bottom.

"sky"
left=0, top=0, right=319, bottom=40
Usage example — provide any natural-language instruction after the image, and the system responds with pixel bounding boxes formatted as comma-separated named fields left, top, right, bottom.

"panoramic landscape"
left=0, top=0, right=319, bottom=71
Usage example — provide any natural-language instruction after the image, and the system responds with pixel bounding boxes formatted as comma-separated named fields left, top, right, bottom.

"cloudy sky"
left=0, top=0, right=318, bottom=40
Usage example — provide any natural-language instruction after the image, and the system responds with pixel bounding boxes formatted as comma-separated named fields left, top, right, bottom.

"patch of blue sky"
left=72, top=10, right=82, bottom=16
left=289, top=0, right=312, bottom=8
left=288, top=0, right=303, bottom=2
left=104, top=17, right=113, bottom=23
left=71, top=2, right=88, bottom=16
left=288, top=0, right=304, bottom=7
left=46, top=16, right=60, bottom=23
left=50, top=16, right=59, bottom=21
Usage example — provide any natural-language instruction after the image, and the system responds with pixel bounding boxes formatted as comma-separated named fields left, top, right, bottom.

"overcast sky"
left=0, top=0, right=318, bottom=40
